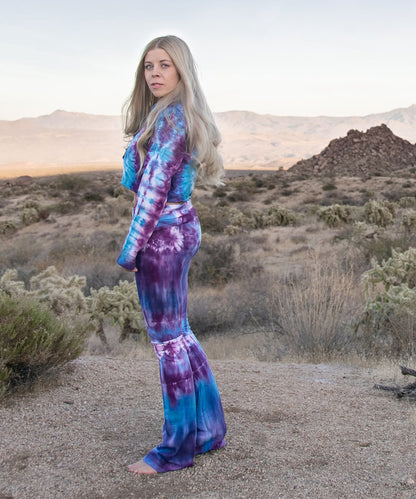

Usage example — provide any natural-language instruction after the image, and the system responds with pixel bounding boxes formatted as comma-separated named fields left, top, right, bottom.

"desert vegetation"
left=1, top=169, right=416, bottom=394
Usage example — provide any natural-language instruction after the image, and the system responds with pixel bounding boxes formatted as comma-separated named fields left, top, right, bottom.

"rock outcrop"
left=289, top=124, right=416, bottom=176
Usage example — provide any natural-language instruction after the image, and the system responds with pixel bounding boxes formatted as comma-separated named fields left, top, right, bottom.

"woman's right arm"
left=117, top=105, right=187, bottom=271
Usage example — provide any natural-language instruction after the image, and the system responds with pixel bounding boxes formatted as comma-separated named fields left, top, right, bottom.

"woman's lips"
left=151, top=83, right=162, bottom=89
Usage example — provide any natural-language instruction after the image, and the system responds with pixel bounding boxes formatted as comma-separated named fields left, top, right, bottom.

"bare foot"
left=127, top=459, right=158, bottom=475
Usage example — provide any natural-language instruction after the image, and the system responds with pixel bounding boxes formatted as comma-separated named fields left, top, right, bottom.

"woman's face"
left=144, top=48, right=180, bottom=99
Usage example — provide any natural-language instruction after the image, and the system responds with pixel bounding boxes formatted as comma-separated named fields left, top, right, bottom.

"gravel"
left=1, top=356, right=416, bottom=498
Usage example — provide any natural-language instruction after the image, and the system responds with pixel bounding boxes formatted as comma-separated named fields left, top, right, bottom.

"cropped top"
left=117, top=103, right=198, bottom=270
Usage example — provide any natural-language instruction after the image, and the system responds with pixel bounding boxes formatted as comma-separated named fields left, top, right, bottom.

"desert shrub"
left=317, top=204, right=354, bottom=228
left=213, top=186, right=228, bottom=198
left=0, top=292, right=86, bottom=395
left=360, top=248, right=416, bottom=356
left=21, top=207, right=40, bottom=225
left=189, top=236, right=241, bottom=286
left=253, top=176, right=265, bottom=188
left=382, top=190, right=406, bottom=203
left=74, top=261, right=127, bottom=292
left=227, top=191, right=246, bottom=202
left=193, top=203, right=228, bottom=233
left=23, top=200, right=40, bottom=210
left=48, top=200, right=78, bottom=215
left=274, top=255, right=360, bottom=360
left=54, top=174, right=86, bottom=192
left=112, top=185, right=133, bottom=199
left=189, top=233, right=262, bottom=287
left=0, top=220, right=17, bottom=235
left=188, top=272, right=275, bottom=336
left=322, top=182, right=337, bottom=191
left=83, top=191, right=104, bottom=202
left=398, top=196, right=416, bottom=208
left=364, top=200, right=396, bottom=227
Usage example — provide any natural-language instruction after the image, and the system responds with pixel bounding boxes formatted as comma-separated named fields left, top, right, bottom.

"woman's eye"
left=161, top=63, right=169, bottom=68
left=144, top=64, right=152, bottom=70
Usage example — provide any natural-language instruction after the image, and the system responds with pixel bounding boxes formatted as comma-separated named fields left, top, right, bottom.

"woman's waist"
left=156, top=199, right=197, bottom=227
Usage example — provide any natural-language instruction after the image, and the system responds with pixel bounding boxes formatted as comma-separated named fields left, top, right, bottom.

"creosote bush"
left=0, top=292, right=86, bottom=395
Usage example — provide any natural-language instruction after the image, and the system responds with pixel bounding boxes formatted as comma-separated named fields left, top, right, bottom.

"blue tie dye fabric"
left=117, top=103, right=226, bottom=472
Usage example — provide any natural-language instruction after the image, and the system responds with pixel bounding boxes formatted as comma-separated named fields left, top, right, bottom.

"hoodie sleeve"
left=117, top=105, right=187, bottom=270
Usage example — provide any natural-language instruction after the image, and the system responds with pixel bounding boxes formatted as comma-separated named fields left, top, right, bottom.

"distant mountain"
left=0, top=105, right=415, bottom=177
left=289, top=124, right=416, bottom=177
left=213, top=104, right=416, bottom=169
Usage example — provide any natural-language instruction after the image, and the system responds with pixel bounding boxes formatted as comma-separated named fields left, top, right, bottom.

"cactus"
left=317, top=204, right=353, bottom=228
left=401, top=209, right=416, bottom=232
left=361, top=248, right=416, bottom=354
left=0, top=267, right=146, bottom=344
left=364, top=200, right=396, bottom=227
left=251, top=204, right=297, bottom=229
left=88, top=280, right=146, bottom=343
left=29, top=266, right=87, bottom=315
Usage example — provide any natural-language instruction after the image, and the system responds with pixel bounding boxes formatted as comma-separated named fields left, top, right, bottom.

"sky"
left=1, top=0, right=415, bottom=120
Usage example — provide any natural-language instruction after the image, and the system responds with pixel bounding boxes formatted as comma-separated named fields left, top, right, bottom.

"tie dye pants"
left=134, top=200, right=227, bottom=472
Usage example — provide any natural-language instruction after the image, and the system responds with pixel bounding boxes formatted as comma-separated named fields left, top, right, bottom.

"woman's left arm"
left=117, top=106, right=187, bottom=270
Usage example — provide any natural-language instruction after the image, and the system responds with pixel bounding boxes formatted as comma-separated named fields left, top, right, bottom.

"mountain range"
left=0, top=104, right=415, bottom=178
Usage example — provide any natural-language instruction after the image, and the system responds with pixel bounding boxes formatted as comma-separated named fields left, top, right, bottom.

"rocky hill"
left=289, top=124, right=416, bottom=177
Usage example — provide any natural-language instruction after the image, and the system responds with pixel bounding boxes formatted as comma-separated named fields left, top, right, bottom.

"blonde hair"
left=123, top=35, right=223, bottom=184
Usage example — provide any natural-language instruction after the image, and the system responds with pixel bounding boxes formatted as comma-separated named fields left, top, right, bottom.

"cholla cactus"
left=363, top=247, right=416, bottom=292
left=364, top=200, right=396, bottom=227
left=399, top=196, right=416, bottom=208
left=226, top=207, right=252, bottom=231
left=88, top=280, right=146, bottom=343
left=401, top=209, right=416, bottom=232
left=317, top=204, right=353, bottom=228
left=29, top=266, right=87, bottom=315
left=1, top=267, right=147, bottom=346
left=266, top=204, right=298, bottom=226
left=251, top=204, right=297, bottom=229
left=0, top=269, right=26, bottom=296
left=362, top=248, right=416, bottom=353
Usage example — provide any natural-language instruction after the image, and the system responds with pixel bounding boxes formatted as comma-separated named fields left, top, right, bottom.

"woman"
left=117, top=35, right=227, bottom=474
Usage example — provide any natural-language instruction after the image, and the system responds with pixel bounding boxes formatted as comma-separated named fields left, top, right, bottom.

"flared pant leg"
left=183, top=332, right=227, bottom=455
left=134, top=203, right=226, bottom=473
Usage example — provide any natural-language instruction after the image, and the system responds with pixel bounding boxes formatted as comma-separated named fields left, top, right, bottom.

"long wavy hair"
left=123, top=35, right=223, bottom=184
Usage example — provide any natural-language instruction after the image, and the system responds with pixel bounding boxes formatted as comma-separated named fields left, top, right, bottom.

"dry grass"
left=273, top=253, right=363, bottom=361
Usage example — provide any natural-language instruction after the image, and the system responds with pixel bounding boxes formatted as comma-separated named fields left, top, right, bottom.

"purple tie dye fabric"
left=117, top=103, right=226, bottom=472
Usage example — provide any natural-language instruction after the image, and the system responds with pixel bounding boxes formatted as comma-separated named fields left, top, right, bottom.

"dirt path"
left=1, top=356, right=416, bottom=498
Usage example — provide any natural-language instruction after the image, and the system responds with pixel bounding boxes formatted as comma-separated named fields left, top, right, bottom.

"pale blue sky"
left=1, top=0, right=415, bottom=120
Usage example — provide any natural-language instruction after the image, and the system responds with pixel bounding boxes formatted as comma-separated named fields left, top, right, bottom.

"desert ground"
left=1, top=352, right=416, bottom=498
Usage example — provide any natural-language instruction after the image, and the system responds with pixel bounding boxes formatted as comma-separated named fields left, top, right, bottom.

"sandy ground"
left=1, top=356, right=416, bottom=499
